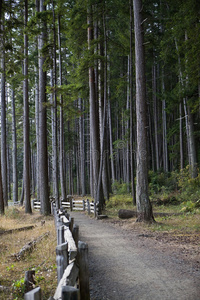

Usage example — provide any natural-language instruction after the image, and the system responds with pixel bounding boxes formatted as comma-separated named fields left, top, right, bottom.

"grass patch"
left=103, top=194, right=200, bottom=236
left=0, top=207, right=57, bottom=300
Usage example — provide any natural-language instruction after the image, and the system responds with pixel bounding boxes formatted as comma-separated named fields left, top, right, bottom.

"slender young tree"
left=133, top=0, right=154, bottom=222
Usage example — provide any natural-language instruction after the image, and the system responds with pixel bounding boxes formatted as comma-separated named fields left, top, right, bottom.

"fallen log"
left=12, top=231, right=50, bottom=261
left=118, top=209, right=137, bottom=219
left=118, top=209, right=182, bottom=219
left=0, top=225, right=34, bottom=236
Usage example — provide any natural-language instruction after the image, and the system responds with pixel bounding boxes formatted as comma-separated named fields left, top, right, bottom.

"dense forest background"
left=0, top=0, right=199, bottom=216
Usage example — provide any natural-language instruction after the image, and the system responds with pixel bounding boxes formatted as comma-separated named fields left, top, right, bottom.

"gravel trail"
left=71, top=212, right=200, bottom=300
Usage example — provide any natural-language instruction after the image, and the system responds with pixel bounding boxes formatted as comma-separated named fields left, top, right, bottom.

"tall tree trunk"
left=161, top=68, right=168, bottom=172
left=1, top=19, right=8, bottom=207
left=107, top=60, right=115, bottom=187
left=152, top=62, right=159, bottom=171
left=99, top=9, right=109, bottom=202
left=0, top=0, right=4, bottom=214
left=11, top=89, right=18, bottom=203
left=58, top=14, right=66, bottom=201
left=35, top=0, right=39, bottom=199
left=97, top=9, right=108, bottom=207
left=79, top=98, right=86, bottom=196
left=179, top=103, right=184, bottom=169
left=38, top=0, right=50, bottom=215
left=23, top=0, right=32, bottom=214
left=7, top=139, right=11, bottom=201
left=129, top=0, right=136, bottom=204
left=0, top=155, right=4, bottom=214
left=88, top=5, right=103, bottom=208
left=126, top=56, right=130, bottom=193
left=51, top=0, right=59, bottom=208
left=133, top=0, right=154, bottom=222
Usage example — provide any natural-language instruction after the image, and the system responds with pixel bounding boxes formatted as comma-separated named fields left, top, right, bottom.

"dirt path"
left=71, top=211, right=200, bottom=300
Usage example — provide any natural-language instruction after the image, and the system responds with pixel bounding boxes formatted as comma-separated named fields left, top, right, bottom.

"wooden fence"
left=32, top=196, right=98, bottom=215
left=24, top=206, right=90, bottom=300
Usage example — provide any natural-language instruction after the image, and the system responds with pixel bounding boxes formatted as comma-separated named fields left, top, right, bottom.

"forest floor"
left=0, top=205, right=199, bottom=299
left=0, top=208, right=57, bottom=299
left=71, top=210, right=200, bottom=300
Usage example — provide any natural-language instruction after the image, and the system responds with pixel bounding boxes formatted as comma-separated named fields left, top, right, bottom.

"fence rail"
left=32, top=196, right=98, bottom=216
left=24, top=205, right=90, bottom=300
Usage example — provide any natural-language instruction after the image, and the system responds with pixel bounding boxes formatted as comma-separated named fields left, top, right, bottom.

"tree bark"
left=23, top=0, right=32, bottom=214
left=107, top=61, right=115, bottom=187
left=1, top=19, right=8, bottom=207
left=38, top=0, right=50, bottom=215
left=51, top=0, right=59, bottom=208
left=133, top=0, right=154, bottom=222
left=161, top=68, right=168, bottom=172
left=88, top=5, right=103, bottom=208
left=152, top=62, right=159, bottom=171
left=0, top=0, right=3, bottom=215
left=11, top=89, right=18, bottom=203
left=79, top=98, right=86, bottom=196
left=179, top=103, right=184, bottom=169
left=58, top=14, right=66, bottom=201
left=35, top=0, right=40, bottom=200
left=0, top=155, right=4, bottom=214
left=129, top=0, right=136, bottom=204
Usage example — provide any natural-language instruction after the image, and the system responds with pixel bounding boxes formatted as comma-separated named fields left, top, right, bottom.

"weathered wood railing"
left=24, top=206, right=90, bottom=300
left=32, top=196, right=98, bottom=216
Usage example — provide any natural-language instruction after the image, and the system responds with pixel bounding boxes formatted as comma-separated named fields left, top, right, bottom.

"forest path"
left=71, top=211, right=200, bottom=300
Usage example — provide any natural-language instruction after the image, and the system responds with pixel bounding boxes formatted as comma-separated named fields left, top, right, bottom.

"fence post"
left=69, top=217, right=74, bottom=233
left=24, top=287, right=41, bottom=300
left=56, top=242, right=69, bottom=284
left=70, top=198, right=73, bottom=211
left=62, top=286, right=79, bottom=300
left=93, top=202, right=96, bottom=217
left=31, top=199, right=34, bottom=209
left=51, top=201, right=55, bottom=215
left=83, top=199, right=85, bottom=211
left=72, top=224, right=79, bottom=247
left=87, top=199, right=90, bottom=214
left=25, top=270, right=35, bottom=293
left=57, top=225, right=65, bottom=245
left=78, top=241, right=90, bottom=300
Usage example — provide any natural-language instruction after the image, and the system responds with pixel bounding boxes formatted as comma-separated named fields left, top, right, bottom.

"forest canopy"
left=0, top=0, right=199, bottom=218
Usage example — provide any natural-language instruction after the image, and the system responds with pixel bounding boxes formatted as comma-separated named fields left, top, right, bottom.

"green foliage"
left=177, top=165, right=200, bottom=192
left=180, top=200, right=200, bottom=214
left=106, top=194, right=133, bottom=209
left=6, top=264, right=15, bottom=272
left=12, top=277, right=25, bottom=299
left=111, top=181, right=131, bottom=195
left=5, top=207, right=21, bottom=219
left=148, top=170, right=178, bottom=195
left=149, top=167, right=200, bottom=213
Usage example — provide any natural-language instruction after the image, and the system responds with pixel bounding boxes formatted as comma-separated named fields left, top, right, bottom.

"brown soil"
left=71, top=211, right=200, bottom=300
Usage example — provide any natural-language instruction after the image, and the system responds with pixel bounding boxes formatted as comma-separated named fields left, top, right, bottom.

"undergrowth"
left=104, top=166, right=200, bottom=233
left=0, top=207, right=57, bottom=300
